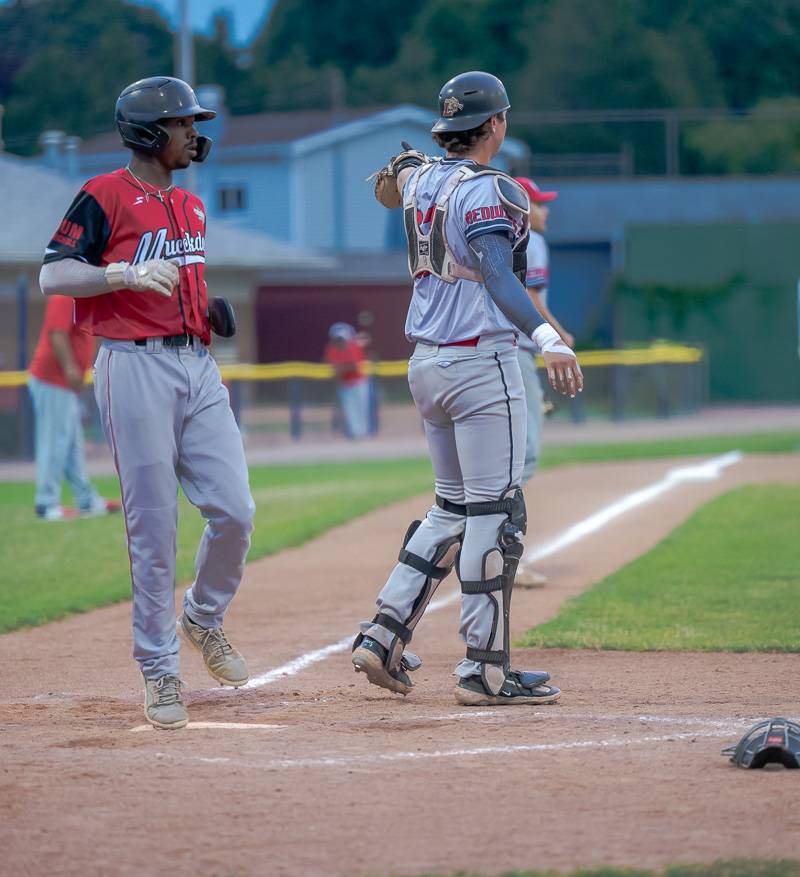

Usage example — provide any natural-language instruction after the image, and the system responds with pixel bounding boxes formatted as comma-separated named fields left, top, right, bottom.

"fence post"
left=16, top=273, right=34, bottom=458
left=288, top=378, right=303, bottom=440
left=611, top=365, right=626, bottom=420
left=655, top=363, right=670, bottom=418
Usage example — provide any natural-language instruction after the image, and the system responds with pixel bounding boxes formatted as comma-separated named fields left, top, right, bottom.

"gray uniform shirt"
left=403, top=158, right=527, bottom=344
left=518, top=231, right=550, bottom=353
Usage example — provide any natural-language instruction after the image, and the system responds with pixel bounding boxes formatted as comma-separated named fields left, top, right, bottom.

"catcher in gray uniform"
left=352, top=71, right=583, bottom=706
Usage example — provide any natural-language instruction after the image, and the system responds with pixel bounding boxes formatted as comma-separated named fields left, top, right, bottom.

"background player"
left=513, top=177, right=575, bottom=588
left=352, top=71, right=582, bottom=706
left=39, top=77, right=255, bottom=730
left=324, top=321, right=370, bottom=438
left=28, top=294, right=121, bottom=521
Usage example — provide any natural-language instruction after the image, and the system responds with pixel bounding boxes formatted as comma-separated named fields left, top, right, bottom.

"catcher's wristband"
left=393, top=155, right=426, bottom=175
left=531, top=323, right=574, bottom=356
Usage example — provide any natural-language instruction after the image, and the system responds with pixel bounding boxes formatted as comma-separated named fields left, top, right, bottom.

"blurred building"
left=0, top=151, right=331, bottom=371
left=25, top=92, right=800, bottom=399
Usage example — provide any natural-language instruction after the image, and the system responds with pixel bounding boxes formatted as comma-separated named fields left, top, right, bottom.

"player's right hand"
left=127, top=260, right=180, bottom=297
left=105, top=260, right=179, bottom=297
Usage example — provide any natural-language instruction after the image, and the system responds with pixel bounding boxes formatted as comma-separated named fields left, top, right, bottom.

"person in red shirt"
left=324, top=322, right=369, bottom=438
left=39, top=77, right=254, bottom=730
left=28, top=295, right=121, bottom=521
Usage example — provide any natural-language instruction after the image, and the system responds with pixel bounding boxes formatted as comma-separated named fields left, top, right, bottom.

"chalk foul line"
left=241, top=451, right=742, bottom=691
left=161, top=725, right=747, bottom=771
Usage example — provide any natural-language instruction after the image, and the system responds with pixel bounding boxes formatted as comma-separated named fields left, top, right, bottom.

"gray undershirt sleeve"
left=469, top=232, right=545, bottom=337
left=39, top=258, right=111, bottom=298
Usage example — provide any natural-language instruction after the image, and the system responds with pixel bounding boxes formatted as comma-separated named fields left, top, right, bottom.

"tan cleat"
left=179, top=613, right=249, bottom=687
left=515, top=564, right=548, bottom=589
left=144, top=675, right=188, bottom=730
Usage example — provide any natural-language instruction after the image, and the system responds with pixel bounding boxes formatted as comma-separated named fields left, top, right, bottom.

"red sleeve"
left=44, top=296, right=75, bottom=333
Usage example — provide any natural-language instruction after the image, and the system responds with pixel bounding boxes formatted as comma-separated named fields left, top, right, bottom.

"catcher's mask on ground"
left=721, top=717, right=800, bottom=768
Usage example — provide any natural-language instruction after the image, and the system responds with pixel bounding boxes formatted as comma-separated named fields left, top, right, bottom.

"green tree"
left=251, top=0, right=425, bottom=73
left=0, top=0, right=257, bottom=155
left=684, top=97, right=800, bottom=174
left=0, top=0, right=172, bottom=154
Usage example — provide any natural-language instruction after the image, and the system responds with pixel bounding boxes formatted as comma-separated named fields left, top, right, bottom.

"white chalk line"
left=131, top=712, right=753, bottom=735
left=158, top=725, right=744, bottom=771
left=131, top=721, right=284, bottom=733
left=243, top=637, right=352, bottom=689
left=239, top=450, right=742, bottom=693
left=522, top=450, right=743, bottom=565
left=368, top=711, right=752, bottom=729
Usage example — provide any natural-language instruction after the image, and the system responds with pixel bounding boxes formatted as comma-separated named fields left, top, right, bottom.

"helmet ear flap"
left=192, top=135, right=212, bottom=163
left=117, top=120, right=170, bottom=153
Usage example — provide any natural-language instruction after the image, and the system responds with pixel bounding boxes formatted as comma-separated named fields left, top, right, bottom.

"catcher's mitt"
left=368, top=141, right=431, bottom=209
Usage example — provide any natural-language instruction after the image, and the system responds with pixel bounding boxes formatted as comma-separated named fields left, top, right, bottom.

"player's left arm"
left=529, top=289, right=574, bottom=348
left=371, top=143, right=431, bottom=208
left=50, top=330, right=84, bottom=392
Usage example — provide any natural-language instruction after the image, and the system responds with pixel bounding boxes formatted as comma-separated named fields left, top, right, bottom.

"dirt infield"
left=1, top=454, right=799, bottom=877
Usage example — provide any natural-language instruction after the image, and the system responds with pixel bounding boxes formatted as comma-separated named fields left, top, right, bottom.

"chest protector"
left=403, top=162, right=530, bottom=284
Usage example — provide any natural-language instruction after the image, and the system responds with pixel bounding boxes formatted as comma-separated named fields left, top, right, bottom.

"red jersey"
left=44, top=168, right=211, bottom=344
left=324, top=340, right=367, bottom=386
left=29, top=295, right=96, bottom=390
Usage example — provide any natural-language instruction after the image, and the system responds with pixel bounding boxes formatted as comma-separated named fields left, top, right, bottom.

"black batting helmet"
left=431, top=71, right=510, bottom=134
left=115, top=76, right=215, bottom=162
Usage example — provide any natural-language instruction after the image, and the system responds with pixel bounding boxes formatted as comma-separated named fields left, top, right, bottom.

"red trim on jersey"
left=441, top=336, right=480, bottom=347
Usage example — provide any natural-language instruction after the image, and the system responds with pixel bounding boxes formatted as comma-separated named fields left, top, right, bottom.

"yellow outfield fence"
left=0, top=342, right=704, bottom=388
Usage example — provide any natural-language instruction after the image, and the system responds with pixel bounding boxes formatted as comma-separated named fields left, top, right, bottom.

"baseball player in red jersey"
left=40, top=77, right=254, bottom=730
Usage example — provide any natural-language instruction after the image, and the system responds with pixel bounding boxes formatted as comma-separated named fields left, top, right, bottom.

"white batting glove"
left=105, top=260, right=179, bottom=298
left=531, top=323, right=584, bottom=398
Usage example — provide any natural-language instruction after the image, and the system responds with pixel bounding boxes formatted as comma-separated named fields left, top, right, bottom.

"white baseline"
left=242, top=451, right=742, bottom=690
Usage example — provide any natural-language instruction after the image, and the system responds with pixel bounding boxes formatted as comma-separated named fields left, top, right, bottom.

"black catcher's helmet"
left=431, top=71, right=510, bottom=134
left=721, top=718, right=800, bottom=769
left=115, top=76, right=216, bottom=162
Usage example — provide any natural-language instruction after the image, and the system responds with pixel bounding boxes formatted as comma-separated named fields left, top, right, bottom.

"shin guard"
left=460, top=487, right=526, bottom=695
left=354, top=511, right=462, bottom=678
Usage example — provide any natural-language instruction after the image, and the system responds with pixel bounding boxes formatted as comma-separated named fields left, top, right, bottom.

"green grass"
left=1, top=428, right=797, bottom=635
left=404, top=859, right=800, bottom=877
left=538, top=429, right=800, bottom=468
left=522, top=484, right=800, bottom=652
left=0, top=458, right=434, bottom=633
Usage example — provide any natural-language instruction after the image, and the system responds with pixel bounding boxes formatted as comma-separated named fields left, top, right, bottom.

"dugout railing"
left=0, top=342, right=706, bottom=458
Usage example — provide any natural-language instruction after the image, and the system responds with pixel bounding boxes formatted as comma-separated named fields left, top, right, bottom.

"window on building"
left=218, top=186, right=246, bottom=212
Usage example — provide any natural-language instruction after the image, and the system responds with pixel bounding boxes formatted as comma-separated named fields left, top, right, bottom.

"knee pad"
left=459, top=487, right=526, bottom=695
left=354, top=499, right=463, bottom=675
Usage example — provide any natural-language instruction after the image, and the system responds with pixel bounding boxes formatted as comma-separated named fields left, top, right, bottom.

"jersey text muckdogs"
left=44, top=168, right=211, bottom=343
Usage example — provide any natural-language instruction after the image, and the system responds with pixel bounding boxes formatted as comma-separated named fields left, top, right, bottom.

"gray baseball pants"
left=362, top=335, right=525, bottom=678
left=517, top=349, right=544, bottom=485
left=94, top=339, right=255, bottom=680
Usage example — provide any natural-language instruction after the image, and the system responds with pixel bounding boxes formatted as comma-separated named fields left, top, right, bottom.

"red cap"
left=514, top=177, right=558, bottom=203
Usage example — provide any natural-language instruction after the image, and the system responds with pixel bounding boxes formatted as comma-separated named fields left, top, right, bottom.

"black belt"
left=134, top=334, right=199, bottom=348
